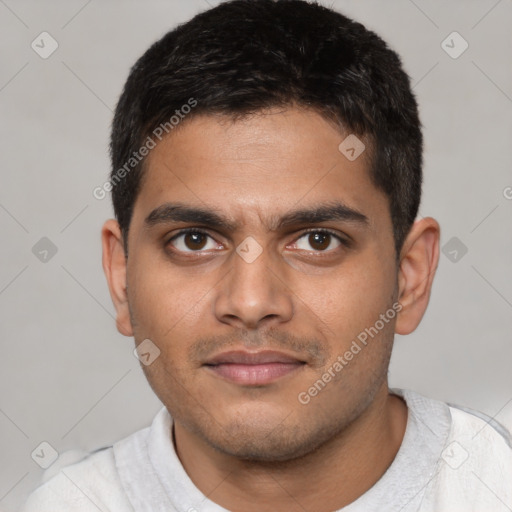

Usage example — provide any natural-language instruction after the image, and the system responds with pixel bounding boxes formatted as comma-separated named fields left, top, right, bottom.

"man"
left=22, top=0, right=512, bottom=510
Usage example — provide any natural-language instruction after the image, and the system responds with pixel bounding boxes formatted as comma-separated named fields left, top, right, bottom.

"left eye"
left=293, top=231, right=342, bottom=252
left=169, top=231, right=219, bottom=252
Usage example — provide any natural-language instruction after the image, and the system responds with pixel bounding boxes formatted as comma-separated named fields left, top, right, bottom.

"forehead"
left=132, top=108, right=388, bottom=230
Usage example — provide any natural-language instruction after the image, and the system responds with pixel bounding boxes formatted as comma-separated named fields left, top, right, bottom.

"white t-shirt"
left=20, top=388, right=512, bottom=511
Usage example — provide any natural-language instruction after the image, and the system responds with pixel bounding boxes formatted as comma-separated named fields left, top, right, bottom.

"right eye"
left=167, top=229, right=223, bottom=253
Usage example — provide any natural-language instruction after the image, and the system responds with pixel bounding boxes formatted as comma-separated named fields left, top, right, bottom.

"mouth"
left=203, top=350, right=307, bottom=386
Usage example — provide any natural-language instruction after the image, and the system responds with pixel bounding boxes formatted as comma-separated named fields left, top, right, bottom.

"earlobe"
left=101, top=219, right=133, bottom=337
left=395, top=217, right=440, bottom=335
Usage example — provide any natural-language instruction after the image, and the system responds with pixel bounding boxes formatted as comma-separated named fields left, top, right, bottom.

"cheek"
left=127, top=256, right=210, bottom=344
left=301, top=259, right=395, bottom=342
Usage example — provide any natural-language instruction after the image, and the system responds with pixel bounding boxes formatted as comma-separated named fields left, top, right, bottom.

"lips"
left=203, top=350, right=306, bottom=386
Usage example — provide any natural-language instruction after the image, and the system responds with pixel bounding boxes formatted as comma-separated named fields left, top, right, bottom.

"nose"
left=213, top=241, right=294, bottom=330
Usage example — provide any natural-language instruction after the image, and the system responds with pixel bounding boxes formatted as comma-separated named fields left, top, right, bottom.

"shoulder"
left=392, top=389, right=512, bottom=510
left=20, top=447, right=134, bottom=512
left=448, top=401, right=512, bottom=450
left=445, top=403, right=512, bottom=470
left=423, top=402, right=512, bottom=510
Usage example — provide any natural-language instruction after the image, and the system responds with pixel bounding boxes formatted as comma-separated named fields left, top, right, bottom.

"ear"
left=101, top=219, right=133, bottom=337
left=395, top=217, right=440, bottom=335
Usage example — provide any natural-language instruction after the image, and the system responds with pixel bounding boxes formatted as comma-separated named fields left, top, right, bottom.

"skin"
left=102, top=107, right=440, bottom=511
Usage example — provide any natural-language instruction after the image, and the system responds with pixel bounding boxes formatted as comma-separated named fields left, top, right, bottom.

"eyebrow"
left=144, top=201, right=369, bottom=232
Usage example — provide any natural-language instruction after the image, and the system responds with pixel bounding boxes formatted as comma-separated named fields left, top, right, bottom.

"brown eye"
left=185, top=232, right=208, bottom=250
left=294, top=231, right=343, bottom=252
left=169, top=230, right=218, bottom=252
left=308, top=232, right=331, bottom=251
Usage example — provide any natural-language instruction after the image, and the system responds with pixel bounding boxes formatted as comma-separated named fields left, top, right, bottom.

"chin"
left=202, top=419, right=329, bottom=463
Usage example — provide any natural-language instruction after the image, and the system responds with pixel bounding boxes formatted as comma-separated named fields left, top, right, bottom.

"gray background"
left=1, top=0, right=511, bottom=509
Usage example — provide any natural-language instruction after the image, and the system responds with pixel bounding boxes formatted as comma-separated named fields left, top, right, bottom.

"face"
left=116, top=108, right=402, bottom=461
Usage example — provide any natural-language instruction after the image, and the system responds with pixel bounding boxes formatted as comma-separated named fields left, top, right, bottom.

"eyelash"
left=166, top=227, right=351, bottom=254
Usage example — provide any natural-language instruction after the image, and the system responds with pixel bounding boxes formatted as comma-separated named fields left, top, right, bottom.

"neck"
left=173, top=384, right=408, bottom=512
